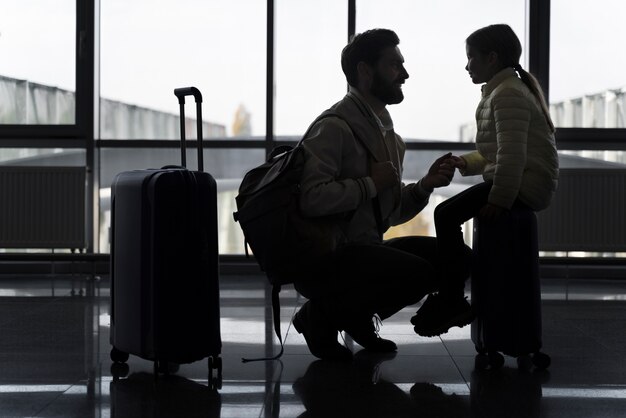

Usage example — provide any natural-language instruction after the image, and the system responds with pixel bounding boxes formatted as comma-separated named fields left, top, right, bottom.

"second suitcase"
left=470, top=206, right=550, bottom=370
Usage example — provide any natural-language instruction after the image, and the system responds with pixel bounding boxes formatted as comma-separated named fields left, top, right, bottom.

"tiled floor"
left=0, top=273, right=625, bottom=417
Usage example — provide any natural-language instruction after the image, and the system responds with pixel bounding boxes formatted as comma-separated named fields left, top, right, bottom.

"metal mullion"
left=265, top=0, right=275, bottom=158
left=77, top=0, right=97, bottom=253
left=528, top=0, right=550, bottom=103
left=555, top=128, right=626, bottom=150
left=0, top=125, right=81, bottom=139
left=0, top=138, right=88, bottom=148
left=96, top=139, right=270, bottom=149
left=348, top=0, right=356, bottom=40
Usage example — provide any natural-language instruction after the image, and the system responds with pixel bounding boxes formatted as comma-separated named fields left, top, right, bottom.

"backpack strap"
left=241, top=284, right=284, bottom=363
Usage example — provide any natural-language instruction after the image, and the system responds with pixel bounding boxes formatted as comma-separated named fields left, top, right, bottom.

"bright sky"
left=1, top=0, right=625, bottom=139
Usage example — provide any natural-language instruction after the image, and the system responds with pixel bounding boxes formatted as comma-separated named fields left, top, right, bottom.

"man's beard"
left=370, top=71, right=404, bottom=105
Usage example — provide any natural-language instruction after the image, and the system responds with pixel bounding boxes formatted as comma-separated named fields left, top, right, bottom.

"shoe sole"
left=415, top=310, right=476, bottom=338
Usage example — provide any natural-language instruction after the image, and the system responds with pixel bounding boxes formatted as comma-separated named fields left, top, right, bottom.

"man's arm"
left=299, top=118, right=375, bottom=218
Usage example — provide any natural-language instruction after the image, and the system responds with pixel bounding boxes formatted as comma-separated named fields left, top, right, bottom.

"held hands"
left=421, top=152, right=458, bottom=192
left=370, top=161, right=399, bottom=192
left=371, top=153, right=466, bottom=194
left=449, top=155, right=466, bottom=170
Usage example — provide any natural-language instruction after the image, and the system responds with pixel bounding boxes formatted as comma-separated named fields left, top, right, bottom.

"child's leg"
left=411, top=181, right=492, bottom=337
left=434, top=181, right=492, bottom=298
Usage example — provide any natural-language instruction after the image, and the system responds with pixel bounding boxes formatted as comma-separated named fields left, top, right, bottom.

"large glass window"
left=100, top=0, right=266, bottom=139
left=0, top=0, right=76, bottom=124
left=550, top=0, right=626, bottom=129
left=356, top=0, right=527, bottom=141
left=274, top=0, right=348, bottom=136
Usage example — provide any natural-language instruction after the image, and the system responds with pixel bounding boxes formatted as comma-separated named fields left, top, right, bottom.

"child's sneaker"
left=411, top=293, right=475, bottom=337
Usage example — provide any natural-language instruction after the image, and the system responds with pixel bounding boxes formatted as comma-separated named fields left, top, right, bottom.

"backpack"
left=233, top=110, right=381, bottom=361
left=233, top=110, right=351, bottom=284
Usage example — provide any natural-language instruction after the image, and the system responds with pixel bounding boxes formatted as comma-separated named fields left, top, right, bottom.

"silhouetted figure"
left=291, top=28, right=459, bottom=361
left=412, top=24, right=559, bottom=337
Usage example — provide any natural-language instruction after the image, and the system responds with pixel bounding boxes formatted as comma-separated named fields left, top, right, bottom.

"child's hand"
left=479, top=203, right=506, bottom=220
left=450, top=156, right=466, bottom=170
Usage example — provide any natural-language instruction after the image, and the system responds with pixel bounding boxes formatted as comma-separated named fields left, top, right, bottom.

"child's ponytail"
left=513, top=64, right=555, bottom=133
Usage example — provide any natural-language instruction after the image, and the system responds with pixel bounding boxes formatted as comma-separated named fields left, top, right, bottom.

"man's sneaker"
left=411, top=293, right=475, bottom=337
left=344, top=315, right=397, bottom=353
left=293, top=301, right=353, bottom=361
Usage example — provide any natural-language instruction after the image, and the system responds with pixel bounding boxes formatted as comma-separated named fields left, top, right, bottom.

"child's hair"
left=466, top=24, right=555, bottom=133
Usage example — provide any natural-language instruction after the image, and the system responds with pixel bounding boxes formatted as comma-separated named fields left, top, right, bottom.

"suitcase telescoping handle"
left=174, top=86, right=204, bottom=172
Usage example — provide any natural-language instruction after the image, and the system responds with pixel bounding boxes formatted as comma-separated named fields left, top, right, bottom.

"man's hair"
left=341, top=28, right=400, bottom=87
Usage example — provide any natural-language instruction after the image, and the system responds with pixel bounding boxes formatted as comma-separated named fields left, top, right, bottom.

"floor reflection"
left=110, top=372, right=221, bottom=418
left=292, top=351, right=470, bottom=418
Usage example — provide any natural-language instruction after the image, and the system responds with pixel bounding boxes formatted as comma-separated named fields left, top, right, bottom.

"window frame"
left=0, top=0, right=94, bottom=142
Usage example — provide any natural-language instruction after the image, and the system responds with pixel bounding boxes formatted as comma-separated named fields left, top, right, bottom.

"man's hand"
left=421, top=152, right=456, bottom=191
left=370, top=161, right=399, bottom=192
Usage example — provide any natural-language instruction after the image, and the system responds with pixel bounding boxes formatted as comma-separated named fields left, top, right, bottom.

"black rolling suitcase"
left=470, top=206, right=550, bottom=371
left=109, top=87, right=222, bottom=387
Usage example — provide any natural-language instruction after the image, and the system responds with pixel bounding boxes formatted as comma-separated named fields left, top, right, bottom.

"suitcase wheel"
left=516, top=354, right=534, bottom=371
left=475, top=351, right=505, bottom=370
left=110, top=347, right=129, bottom=363
left=474, top=353, right=490, bottom=370
left=474, top=351, right=505, bottom=370
left=110, top=362, right=130, bottom=380
left=532, top=351, right=551, bottom=370
left=208, top=356, right=223, bottom=390
left=488, top=352, right=505, bottom=369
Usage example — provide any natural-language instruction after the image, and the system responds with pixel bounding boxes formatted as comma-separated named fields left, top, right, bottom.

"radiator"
left=0, top=166, right=86, bottom=249
left=537, top=168, right=626, bottom=252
